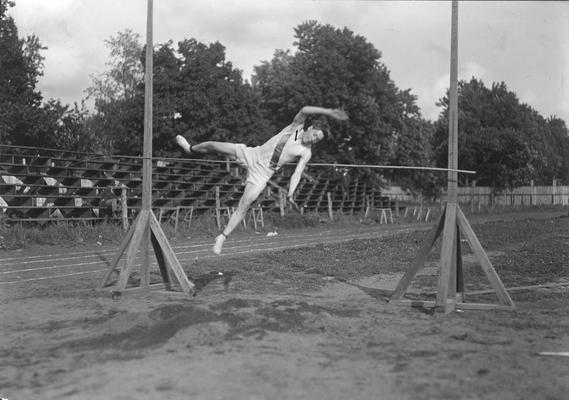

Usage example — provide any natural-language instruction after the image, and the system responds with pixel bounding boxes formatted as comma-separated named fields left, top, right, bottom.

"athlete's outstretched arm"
left=292, top=106, right=349, bottom=125
left=287, top=151, right=312, bottom=204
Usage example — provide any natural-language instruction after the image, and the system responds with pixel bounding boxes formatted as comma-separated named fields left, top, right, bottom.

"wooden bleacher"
left=0, top=144, right=394, bottom=225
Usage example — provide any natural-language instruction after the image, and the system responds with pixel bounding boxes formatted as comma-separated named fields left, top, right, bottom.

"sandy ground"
left=1, top=210, right=569, bottom=400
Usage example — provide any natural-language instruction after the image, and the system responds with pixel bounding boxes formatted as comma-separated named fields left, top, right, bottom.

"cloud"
left=425, top=73, right=449, bottom=120
left=7, top=0, right=569, bottom=124
left=461, top=61, right=489, bottom=83
left=40, top=44, right=90, bottom=102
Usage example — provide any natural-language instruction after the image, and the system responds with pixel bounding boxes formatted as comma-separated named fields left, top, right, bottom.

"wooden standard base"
left=389, top=203, right=515, bottom=313
left=99, top=209, right=195, bottom=295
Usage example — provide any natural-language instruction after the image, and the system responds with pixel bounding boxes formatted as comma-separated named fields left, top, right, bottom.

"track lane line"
left=1, top=227, right=414, bottom=275
left=0, top=226, right=426, bottom=285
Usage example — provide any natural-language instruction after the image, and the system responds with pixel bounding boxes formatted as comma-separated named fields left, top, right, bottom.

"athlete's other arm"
left=287, top=151, right=312, bottom=206
left=292, top=106, right=349, bottom=125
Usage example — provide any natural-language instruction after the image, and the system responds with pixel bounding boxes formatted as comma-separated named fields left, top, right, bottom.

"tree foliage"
left=152, top=39, right=273, bottom=155
left=4, top=7, right=568, bottom=192
left=86, top=35, right=273, bottom=156
left=0, top=0, right=44, bottom=145
left=86, top=29, right=144, bottom=105
left=0, top=0, right=94, bottom=151
left=253, top=21, right=432, bottom=189
left=433, top=78, right=569, bottom=187
left=83, top=29, right=145, bottom=154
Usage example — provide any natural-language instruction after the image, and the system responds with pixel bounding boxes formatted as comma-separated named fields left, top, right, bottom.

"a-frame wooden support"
left=98, top=0, right=194, bottom=295
left=389, top=203, right=515, bottom=313
left=98, top=209, right=195, bottom=294
left=389, top=1, right=513, bottom=313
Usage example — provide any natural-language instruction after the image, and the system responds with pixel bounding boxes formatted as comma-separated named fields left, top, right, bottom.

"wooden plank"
left=140, top=221, right=151, bottom=287
left=436, top=202, right=458, bottom=313
left=454, top=302, right=515, bottom=311
left=116, top=210, right=149, bottom=290
left=433, top=0, right=459, bottom=315
left=537, top=352, right=569, bottom=357
left=141, top=0, right=153, bottom=212
left=100, top=282, right=195, bottom=297
left=98, top=211, right=139, bottom=288
left=121, top=186, right=128, bottom=231
left=215, top=186, right=221, bottom=230
left=390, top=208, right=446, bottom=300
left=467, top=281, right=569, bottom=295
left=446, top=0, right=459, bottom=202
left=448, top=222, right=459, bottom=300
left=456, top=228, right=464, bottom=294
left=150, top=227, right=172, bottom=290
left=149, top=212, right=194, bottom=294
left=390, top=299, right=515, bottom=312
left=389, top=299, right=437, bottom=309
left=174, top=206, right=180, bottom=232
left=456, top=206, right=515, bottom=308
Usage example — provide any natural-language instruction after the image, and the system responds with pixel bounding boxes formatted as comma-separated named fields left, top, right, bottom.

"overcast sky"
left=9, top=0, right=569, bottom=123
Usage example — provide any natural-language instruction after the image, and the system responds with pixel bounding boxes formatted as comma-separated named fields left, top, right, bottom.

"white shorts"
left=234, top=144, right=274, bottom=189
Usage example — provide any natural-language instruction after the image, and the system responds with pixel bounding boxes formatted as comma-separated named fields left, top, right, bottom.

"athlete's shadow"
left=337, top=279, right=394, bottom=302
left=339, top=279, right=437, bottom=314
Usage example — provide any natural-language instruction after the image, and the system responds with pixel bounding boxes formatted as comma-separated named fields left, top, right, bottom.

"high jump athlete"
left=175, top=106, right=348, bottom=254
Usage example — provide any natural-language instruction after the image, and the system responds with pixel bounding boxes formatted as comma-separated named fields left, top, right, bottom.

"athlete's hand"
left=330, top=109, right=349, bottom=121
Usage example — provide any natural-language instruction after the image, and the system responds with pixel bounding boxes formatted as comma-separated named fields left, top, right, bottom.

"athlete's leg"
left=213, top=182, right=264, bottom=255
left=175, top=135, right=237, bottom=158
left=192, top=142, right=238, bottom=157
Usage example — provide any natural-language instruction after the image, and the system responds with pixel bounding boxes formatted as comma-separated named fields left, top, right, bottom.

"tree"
left=433, top=78, right=569, bottom=187
left=83, top=29, right=145, bottom=154
left=150, top=39, right=273, bottom=156
left=390, top=116, right=438, bottom=195
left=253, top=21, right=433, bottom=190
left=0, top=0, right=46, bottom=145
left=86, top=34, right=273, bottom=156
left=86, top=29, right=144, bottom=106
left=0, top=0, right=96, bottom=152
left=546, top=117, right=569, bottom=183
left=34, top=100, right=95, bottom=151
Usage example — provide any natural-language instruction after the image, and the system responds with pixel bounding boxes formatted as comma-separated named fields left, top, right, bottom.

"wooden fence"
left=380, top=181, right=569, bottom=209
left=454, top=182, right=569, bottom=208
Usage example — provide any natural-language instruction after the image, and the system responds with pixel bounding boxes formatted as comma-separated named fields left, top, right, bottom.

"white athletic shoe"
left=213, top=234, right=226, bottom=255
left=175, top=135, right=192, bottom=154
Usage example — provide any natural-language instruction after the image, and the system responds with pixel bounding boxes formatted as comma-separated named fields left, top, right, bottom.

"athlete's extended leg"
left=175, top=135, right=237, bottom=158
left=213, top=182, right=264, bottom=255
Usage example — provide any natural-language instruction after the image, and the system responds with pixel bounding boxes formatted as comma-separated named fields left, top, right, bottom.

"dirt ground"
left=1, top=209, right=569, bottom=400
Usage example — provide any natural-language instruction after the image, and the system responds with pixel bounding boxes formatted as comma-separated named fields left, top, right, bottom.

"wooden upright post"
left=99, top=0, right=194, bottom=295
left=327, top=192, right=333, bottom=221
left=120, top=186, right=128, bottom=232
left=389, top=1, right=514, bottom=313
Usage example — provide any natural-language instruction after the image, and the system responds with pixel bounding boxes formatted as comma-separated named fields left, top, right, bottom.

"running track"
left=0, top=223, right=427, bottom=289
left=1, top=210, right=565, bottom=291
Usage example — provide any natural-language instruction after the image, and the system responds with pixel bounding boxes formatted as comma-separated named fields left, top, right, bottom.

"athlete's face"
left=301, top=127, right=324, bottom=145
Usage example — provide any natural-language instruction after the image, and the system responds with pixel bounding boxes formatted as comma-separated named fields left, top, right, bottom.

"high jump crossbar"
left=306, top=162, right=476, bottom=174
left=162, top=156, right=476, bottom=175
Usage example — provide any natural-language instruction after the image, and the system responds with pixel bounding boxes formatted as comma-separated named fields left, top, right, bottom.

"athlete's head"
left=301, top=122, right=330, bottom=145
